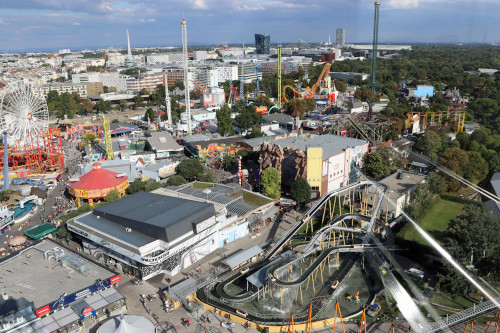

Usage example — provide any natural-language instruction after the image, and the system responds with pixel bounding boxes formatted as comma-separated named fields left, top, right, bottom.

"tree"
left=176, top=159, right=205, bottom=181
left=354, top=87, right=376, bottom=102
left=133, top=94, right=144, bottom=107
left=261, top=168, right=281, bottom=199
left=105, top=190, right=120, bottom=203
left=197, top=171, right=215, bottom=182
left=79, top=100, right=94, bottom=114
left=174, top=80, right=185, bottom=90
left=362, top=152, right=390, bottom=179
left=111, top=118, right=119, bottom=123
left=248, top=126, right=265, bottom=138
left=290, top=177, right=311, bottom=204
left=462, top=151, right=489, bottom=183
left=166, top=175, right=187, bottom=186
left=415, top=131, right=441, bottom=156
left=234, top=101, right=261, bottom=130
left=119, top=100, right=129, bottom=111
left=94, top=100, right=106, bottom=112
left=334, top=80, right=347, bottom=92
left=145, top=107, right=155, bottom=122
left=428, top=172, right=447, bottom=195
left=404, top=183, right=436, bottom=219
left=216, top=104, right=235, bottom=136
left=439, top=147, right=469, bottom=191
left=444, top=204, right=500, bottom=279
left=47, top=90, right=60, bottom=104
left=81, top=133, right=99, bottom=146
left=145, top=182, right=163, bottom=192
left=222, top=154, right=235, bottom=170
left=127, top=179, right=147, bottom=194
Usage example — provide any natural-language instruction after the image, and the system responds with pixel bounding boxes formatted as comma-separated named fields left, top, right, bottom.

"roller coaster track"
left=282, top=85, right=302, bottom=103
left=265, top=181, right=373, bottom=259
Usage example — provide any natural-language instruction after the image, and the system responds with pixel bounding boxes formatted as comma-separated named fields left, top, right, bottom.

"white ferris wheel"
left=0, top=80, right=49, bottom=145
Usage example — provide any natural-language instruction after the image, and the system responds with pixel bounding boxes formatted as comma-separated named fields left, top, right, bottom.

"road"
left=0, top=140, right=82, bottom=250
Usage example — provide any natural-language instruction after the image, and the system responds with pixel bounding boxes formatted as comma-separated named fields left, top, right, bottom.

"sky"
left=0, top=0, right=498, bottom=52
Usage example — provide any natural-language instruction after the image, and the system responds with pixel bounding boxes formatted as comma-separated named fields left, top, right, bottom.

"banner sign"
left=36, top=274, right=121, bottom=317
left=256, top=106, right=268, bottom=115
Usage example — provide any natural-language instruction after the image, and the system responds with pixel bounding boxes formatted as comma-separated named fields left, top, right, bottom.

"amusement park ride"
left=282, top=63, right=338, bottom=105
left=0, top=81, right=65, bottom=178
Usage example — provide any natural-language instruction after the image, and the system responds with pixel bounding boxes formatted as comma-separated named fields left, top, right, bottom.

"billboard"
left=256, top=106, right=268, bottom=115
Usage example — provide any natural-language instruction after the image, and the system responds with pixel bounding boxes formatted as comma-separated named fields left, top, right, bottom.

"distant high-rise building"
left=124, top=29, right=136, bottom=68
left=336, top=28, right=345, bottom=46
left=255, top=34, right=270, bottom=54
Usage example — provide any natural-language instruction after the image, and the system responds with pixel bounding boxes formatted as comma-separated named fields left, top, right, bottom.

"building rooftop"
left=244, top=134, right=369, bottom=158
left=378, top=171, right=427, bottom=199
left=147, top=132, right=183, bottom=152
left=92, top=192, right=216, bottom=243
left=69, top=162, right=128, bottom=193
left=223, top=245, right=262, bottom=270
left=0, top=239, right=114, bottom=309
left=490, top=172, right=500, bottom=196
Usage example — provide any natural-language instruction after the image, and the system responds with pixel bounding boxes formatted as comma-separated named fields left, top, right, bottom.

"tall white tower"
left=181, top=18, right=191, bottom=134
left=164, top=74, right=172, bottom=128
left=125, top=29, right=136, bottom=68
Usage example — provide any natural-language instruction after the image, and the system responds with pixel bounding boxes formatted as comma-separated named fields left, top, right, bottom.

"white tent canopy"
left=97, top=315, right=155, bottom=333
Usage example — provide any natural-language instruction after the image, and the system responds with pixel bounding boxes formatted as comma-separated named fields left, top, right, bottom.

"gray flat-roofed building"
left=146, top=132, right=184, bottom=159
left=94, top=192, right=216, bottom=243
left=223, top=245, right=262, bottom=270
left=68, top=191, right=222, bottom=280
left=0, top=239, right=124, bottom=333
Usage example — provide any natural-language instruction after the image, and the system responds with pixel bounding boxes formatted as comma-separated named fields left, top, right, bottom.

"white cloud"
left=0, top=18, right=6, bottom=25
left=386, top=0, right=420, bottom=9
left=139, top=18, right=145, bottom=22
left=72, top=22, right=80, bottom=25
left=192, top=0, right=208, bottom=9
left=147, top=18, right=156, bottom=22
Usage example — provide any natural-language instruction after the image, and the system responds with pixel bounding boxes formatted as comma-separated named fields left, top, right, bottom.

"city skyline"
left=0, top=0, right=498, bottom=52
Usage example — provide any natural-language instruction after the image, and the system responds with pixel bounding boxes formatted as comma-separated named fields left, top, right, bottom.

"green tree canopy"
left=216, top=104, right=235, bottom=136
left=415, top=131, right=441, bottom=156
left=261, top=168, right=281, bottom=199
left=105, top=190, right=120, bottom=203
left=362, top=152, right=391, bottom=179
left=176, top=159, right=205, bottom=181
left=145, top=107, right=155, bottom=122
left=166, top=175, right=187, bottom=186
left=234, top=101, right=261, bottom=130
left=290, top=177, right=311, bottom=204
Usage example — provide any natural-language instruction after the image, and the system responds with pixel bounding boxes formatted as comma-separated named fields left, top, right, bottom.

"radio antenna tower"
left=181, top=17, right=191, bottom=134
left=277, top=44, right=282, bottom=108
left=370, top=0, right=381, bottom=91
left=164, top=74, right=172, bottom=128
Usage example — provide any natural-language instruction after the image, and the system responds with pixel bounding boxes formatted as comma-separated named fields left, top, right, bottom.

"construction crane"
left=102, top=114, right=113, bottom=160
left=190, top=79, right=208, bottom=92
left=245, top=64, right=262, bottom=93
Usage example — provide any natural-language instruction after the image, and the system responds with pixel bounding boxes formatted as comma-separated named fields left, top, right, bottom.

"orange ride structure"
left=0, top=80, right=65, bottom=178
left=0, top=129, right=65, bottom=178
left=68, top=162, right=128, bottom=206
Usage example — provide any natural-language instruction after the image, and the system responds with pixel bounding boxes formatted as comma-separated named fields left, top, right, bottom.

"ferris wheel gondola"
left=0, top=80, right=49, bottom=146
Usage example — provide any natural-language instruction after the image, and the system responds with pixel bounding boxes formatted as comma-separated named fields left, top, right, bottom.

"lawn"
left=228, top=190, right=274, bottom=207
left=397, top=198, right=464, bottom=245
left=192, top=182, right=214, bottom=189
